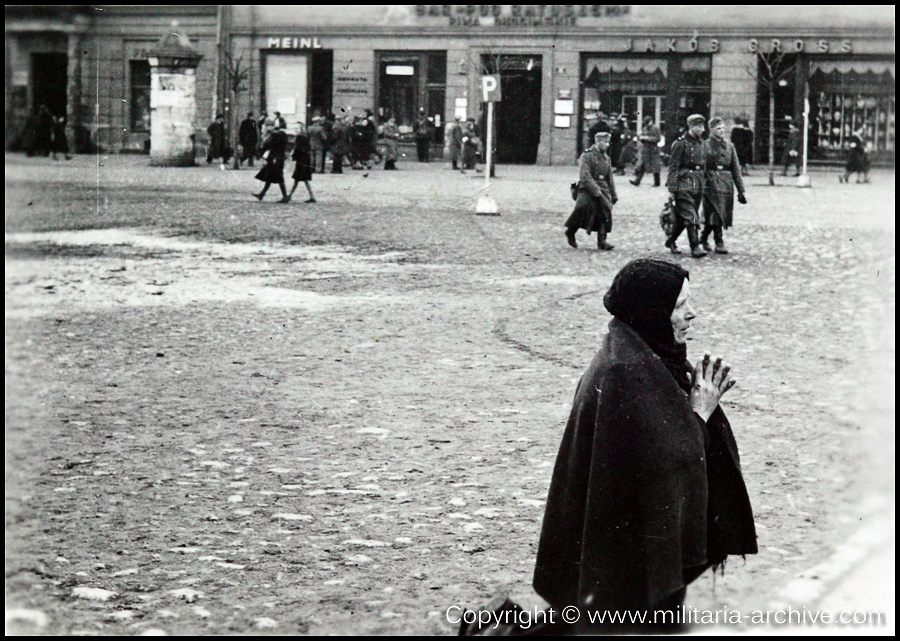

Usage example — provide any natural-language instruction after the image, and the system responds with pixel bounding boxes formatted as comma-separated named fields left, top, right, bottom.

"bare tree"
left=223, top=51, right=249, bottom=169
left=742, top=50, right=797, bottom=182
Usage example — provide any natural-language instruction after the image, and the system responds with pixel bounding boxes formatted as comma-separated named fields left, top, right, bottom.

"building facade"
left=6, top=5, right=895, bottom=165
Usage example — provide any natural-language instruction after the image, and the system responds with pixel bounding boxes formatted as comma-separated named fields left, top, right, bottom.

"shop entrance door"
left=622, top=95, right=663, bottom=136
left=484, top=55, right=542, bottom=164
left=379, top=59, right=419, bottom=128
left=31, top=52, right=68, bottom=119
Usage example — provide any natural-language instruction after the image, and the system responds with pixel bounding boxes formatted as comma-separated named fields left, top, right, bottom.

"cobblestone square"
left=5, top=155, right=895, bottom=634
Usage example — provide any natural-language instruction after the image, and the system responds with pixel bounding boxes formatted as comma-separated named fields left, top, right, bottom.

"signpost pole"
left=485, top=100, right=493, bottom=192
left=476, top=74, right=500, bottom=215
left=797, top=92, right=811, bottom=188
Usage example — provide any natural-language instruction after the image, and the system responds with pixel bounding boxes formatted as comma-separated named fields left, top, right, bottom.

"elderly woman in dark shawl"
left=252, top=120, right=290, bottom=203
left=533, top=258, right=757, bottom=633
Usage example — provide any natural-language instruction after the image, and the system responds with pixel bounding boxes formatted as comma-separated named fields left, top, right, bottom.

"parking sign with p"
left=481, top=75, right=501, bottom=102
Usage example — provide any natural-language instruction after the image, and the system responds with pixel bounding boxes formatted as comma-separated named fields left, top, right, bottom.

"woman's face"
left=670, top=279, right=696, bottom=345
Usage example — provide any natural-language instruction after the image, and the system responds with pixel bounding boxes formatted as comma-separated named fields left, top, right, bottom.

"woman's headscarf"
left=603, top=258, right=692, bottom=391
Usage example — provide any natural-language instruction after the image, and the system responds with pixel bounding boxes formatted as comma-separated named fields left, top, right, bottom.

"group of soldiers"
left=19, top=104, right=71, bottom=160
left=566, top=113, right=747, bottom=258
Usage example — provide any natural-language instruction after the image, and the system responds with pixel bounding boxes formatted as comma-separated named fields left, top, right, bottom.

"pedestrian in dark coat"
left=413, top=109, right=433, bottom=162
left=782, top=122, right=802, bottom=176
left=609, top=115, right=629, bottom=175
left=840, top=129, right=870, bottom=184
left=350, top=116, right=369, bottom=169
left=321, top=113, right=335, bottom=172
left=35, top=105, right=54, bottom=157
left=252, top=122, right=290, bottom=202
left=51, top=115, right=72, bottom=160
left=534, top=259, right=757, bottom=633
left=363, top=109, right=383, bottom=166
left=238, top=112, right=259, bottom=167
left=460, top=119, right=481, bottom=172
left=586, top=111, right=610, bottom=150
left=565, top=131, right=617, bottom=250
left=631, top=115, right=662, bottom=186
left=730, top=116, right=754, bottom=175
left=330, top=116, right=351, bottom=173
left=701, top=117, right=747, bottom=254
left=288, top=123, right=316, bottom=203
left=666, top=114, right=709, bottom=258
left=207, top=113, right=226, bottom=164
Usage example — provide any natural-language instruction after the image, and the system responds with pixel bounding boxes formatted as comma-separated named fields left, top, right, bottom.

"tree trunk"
left=231, top=89, right=241, bottom=170
left=768, top=90, right=776, bottom=185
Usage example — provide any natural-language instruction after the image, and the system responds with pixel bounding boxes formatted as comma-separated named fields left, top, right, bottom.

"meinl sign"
left=268, top=37, right=323, bottom=49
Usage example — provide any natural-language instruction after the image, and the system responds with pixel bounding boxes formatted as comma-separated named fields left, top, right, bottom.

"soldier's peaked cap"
left=708, top=116, right=724, bottom=129
left=686, top=114, right=706, bottom=126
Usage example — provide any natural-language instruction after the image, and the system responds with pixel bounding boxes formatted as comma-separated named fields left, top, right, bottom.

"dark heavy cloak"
left=533, top=318, right=756, bottom=616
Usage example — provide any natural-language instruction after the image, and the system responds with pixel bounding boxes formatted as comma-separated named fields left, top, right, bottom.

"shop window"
left=808, top=60, right=895, bottom=161
left=377, top=51, right=446, bottom=143
left=581, top=57, right=669, bottom=152
left=676, top=57, right=711, bottom=138
left=130, top=60, right=151, bottom=132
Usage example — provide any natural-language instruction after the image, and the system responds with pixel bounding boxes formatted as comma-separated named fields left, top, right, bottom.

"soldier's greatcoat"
left=666, top=133, right=707, bottom=226
left=565, top=146, right=617, bottom=235
left=702, top=137, right=745, bottom=229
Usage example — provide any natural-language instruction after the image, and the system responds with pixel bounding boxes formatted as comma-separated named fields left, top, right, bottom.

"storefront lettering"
left=750, top=38, right=852, bottom=54
left=267, top=37, right=323, bottom=49
left=416, top=5, right=631, bottom=25
left=623, top=37, right=719, bottom=53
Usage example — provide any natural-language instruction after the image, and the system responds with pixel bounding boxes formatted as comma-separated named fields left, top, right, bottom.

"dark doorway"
left=310, top=50, right=333, bottom=119
left=31, top=52, right=68, bottom=119
left=483, top=55, right=542, bottom=164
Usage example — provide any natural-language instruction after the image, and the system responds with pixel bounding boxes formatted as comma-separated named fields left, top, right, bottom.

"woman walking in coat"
left=252, top=121, right=290, bottom=202
left=565, top=131, right=617, bottom=250
left=700, top=117, right=747, bottom=254
left=840, top=128, right=870, bottom=184
left=287, top=122, right=316, bottom=203
left=533, top=258, right=757, bottom=633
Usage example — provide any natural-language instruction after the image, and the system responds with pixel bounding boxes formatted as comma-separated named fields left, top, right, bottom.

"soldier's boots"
left=629, top=178, right=641, bottom=186
left=653, top=173, right=661, bottom=187
left=691, top=246, right=708, bottom=258
left=565, top=229, right=578, bottom=248
left=701, top=241, right=712, bottom=252
left=715, top=241, right=729, bottom=254
left=665, top=239, right=681, bottom=254
left=597, top=235, right=615, bottom=251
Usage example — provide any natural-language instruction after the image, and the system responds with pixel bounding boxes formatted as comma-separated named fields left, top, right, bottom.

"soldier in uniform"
left=665, top=114, right=708, bottom=258
left=564, top=131, right=617, bottom=251
left=700, top=117, right=747, bottom=255
left=630, top=115, right=662, bottom=187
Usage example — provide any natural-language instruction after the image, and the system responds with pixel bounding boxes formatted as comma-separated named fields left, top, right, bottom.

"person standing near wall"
left=782, top=121, right=802, bottom=177
left=381, top=117, right=400, bottom=170
left=330, top=115, right=351, bottom=174
left=446, top=115, right=463, bottom=170
left=206, top=113, right=226, bottom=165
left=413, top=108, right=433, bottom=162
left=730, top=116, right=753, bottom=176
left=308, top=116, right=327, bottom=173
left=631, top=115, right=662, bottom=187
left=840, top=128, right=871, bottom=184
left=51, top=114, right=72, bottom=161
left=238, top=112, right=259, bottom=168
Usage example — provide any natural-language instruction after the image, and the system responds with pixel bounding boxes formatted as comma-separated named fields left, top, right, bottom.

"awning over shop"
left=809, top=59, right=895, bottom=95
left=584, top=58, right=668, bottom=92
